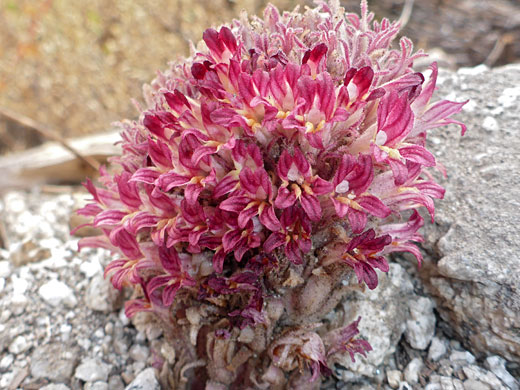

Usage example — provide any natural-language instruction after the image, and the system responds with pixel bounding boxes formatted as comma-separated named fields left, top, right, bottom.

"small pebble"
left=398, top=381, right=411, bottom=390
left=129, top=344, right=150, bottom=362
left=78, top=338, right=92, bottom=351
left=108, top=375, right=126, bottom=390
left=12, top=275, right=29, bottom=295
left=482, top=116, right=498, bottom=132
left=124, top=368, right=160, bottom=390
left=428, top=336, right=447, bottom=362
left=85, top=381, right=109, bottom=390
left=94, top=328, right=105, bottom=339
left=8, top=335, right=30, bottom=354
left=40, top=385, right=71, bottom=390
left=440, top=376, right=464, bottom=390
left=119, top=308, right=130, bottom=326
left=463, top=365, right=504, bottom=389
left=38, top=279, right=77, bottom=308
left=74, top=358, right=111, bottom=382
left=60, top=323, right=72, bottom=341
left=80, top=259, right=103, bottom=278
left=0, top=260, right=11, bottom=278
left=387, top=369, right=402, bottom=389
left=404, top=357, right=423, bottom=384
left=0, top=354, right=14, bottom=370
left=463, top=379, right=490, bottom=390
left=105, top=322, right=114, bottom=335
left=85, top=274, right=122, bottom=313
left=405, top=297, right=436, bottom=350
left=30, top=343, right=79, bottom=382
left=485, top=355, right=519, bottom=390
left=11, top=294, right=28, bottom=315
left=450, top=350, right=476, bottom=365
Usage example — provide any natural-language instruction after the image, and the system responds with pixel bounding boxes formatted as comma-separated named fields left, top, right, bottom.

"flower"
left=76, top=0, right=467, bottom=387
left=269, top=329, right=331, bottom=382
left=340, top=229, right=392, bottom=290
left=326, top=317, right=372, bottom=362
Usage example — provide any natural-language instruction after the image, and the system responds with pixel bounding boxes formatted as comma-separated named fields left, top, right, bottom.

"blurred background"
left=0, top=0, right=519, bottom=155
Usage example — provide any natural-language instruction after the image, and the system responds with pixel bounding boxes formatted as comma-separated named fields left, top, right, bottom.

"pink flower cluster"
left=76, top=1, right=466, bottom=387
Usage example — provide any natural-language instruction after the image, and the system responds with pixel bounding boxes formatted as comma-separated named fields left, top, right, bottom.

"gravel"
left=0, top=185, right=518, bottom=388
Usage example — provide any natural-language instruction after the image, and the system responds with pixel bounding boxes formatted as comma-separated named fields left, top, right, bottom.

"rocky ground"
left=0, top=65, right=519, bottom=390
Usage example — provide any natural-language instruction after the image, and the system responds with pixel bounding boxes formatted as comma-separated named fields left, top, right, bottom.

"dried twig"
left=0, top=219, right=8, bottom=249
left=485, top=32, right=515, bottom=67
left=398, top=0, right=415, bottom=29
left=0, top=106, right=100, bottom=171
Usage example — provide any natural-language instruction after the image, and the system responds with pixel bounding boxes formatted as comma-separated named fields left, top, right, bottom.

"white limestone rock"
left=421, top=64, right=520, bottom=362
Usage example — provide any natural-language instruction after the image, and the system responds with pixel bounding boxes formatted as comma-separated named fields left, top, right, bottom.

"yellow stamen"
left=379, top=145, right=403, bottom=161
left=336, top=196, right=363, bottom=211
left=276, top=110, right=290, bottom=119
left=291, top=183, right=302, bottom=198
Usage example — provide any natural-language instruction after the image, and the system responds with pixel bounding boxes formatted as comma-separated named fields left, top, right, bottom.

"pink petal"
left=203, top=28, right=225, bottom=57
left=124, top=299, right=152, bottom=318
left=300, top=193, right=322, bottom=222
left=377, top=91, right=414, bottom=146
left=412, top=62, right=438, bottom=111
left=333, top=155, right=356, bottom=188
left=332, top=198, right=350, bottom=218
left=109, top=227, right=142, bottom=259
left=352, top=66, right=374, bottom=98
left=312, top=176, right=334, bottom=195
left=126, top=212, right=160, bottom=234
left=162, top=283, right=181, bottom=306
left=421, top=100, right=467, bottom=130
left=220, top=196, right=250, bottom=213
left=399, top=144, right=436, bottom=166
left=147, top=275, right=170, bottom=295
left=276, top=150, right=293, bottom=180
left=264, top=232, right=286, bottom=253
left=185, top=183, right=203, bottom=205
left=317, top=73, right=336, bottom=119
left=93, top=210, right=126, bottom=227
left=388, top=158, right=409, bottom=186
left=130, top=168, right=160, bottom=185
left=222, top=229, right=243, bottom=252
left=385, top=242, right=424, bottom=267
left=164, top=89, right=191, bottom=112
left=347, top=208, right=367, bottom=233
left=259, top=205, right=281, bottom=231
left=157, top=171, right=191, bottom=191
left=219, top=26, right=237, bottom=52
left=213, top=174, right=239, bottom=198
left=285, top=240, right=303, bottom=265
left=148, top=138, right=173, bottom=169
left=143, top=114, right=165, bottom=139
left=359, top=262, right=379, bottom=290
left=274, top=187, right=297, bottom=209
left=210, top=107, right=238, bottom=126
left=357, top=195, right=392, bottom=218
left=212, top=249, right=226, bottom=273
left=238, top=204, right=259, bottom=229
left=116, top=173, right=141, bottom=209
left=349, top=154, right=374, bottom=194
